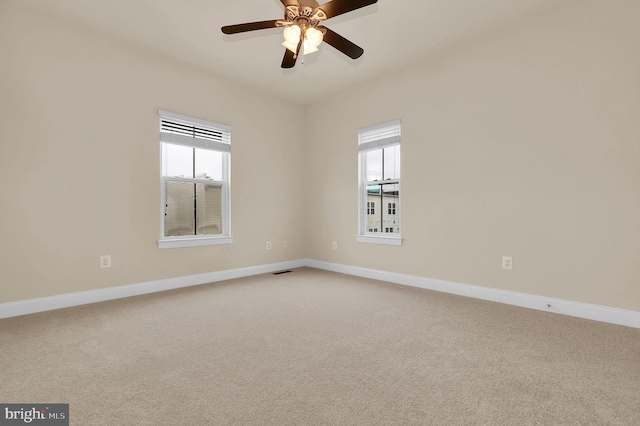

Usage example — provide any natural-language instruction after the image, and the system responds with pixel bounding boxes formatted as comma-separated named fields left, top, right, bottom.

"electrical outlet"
left=332, top=241, right=338, bottom=250
left=100, top=255, right=111, bottom=268
left=266, top=241, right=272, bottom=251
left=502, top=256, right=513, bottom=270
left=282, top=241, right=288, bottom=249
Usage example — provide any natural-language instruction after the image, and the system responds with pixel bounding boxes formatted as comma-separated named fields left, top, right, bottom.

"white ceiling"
left=17, top=0, right=567, bottom=105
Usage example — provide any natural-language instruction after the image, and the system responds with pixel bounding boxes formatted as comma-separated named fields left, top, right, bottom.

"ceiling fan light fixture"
left=302, top=27, right=323, bottom=55
left=282, top=25, right=301, bottom=53
left=302, top=42, right=319, bottom=55
left=306, top=27, right=323, bottom=47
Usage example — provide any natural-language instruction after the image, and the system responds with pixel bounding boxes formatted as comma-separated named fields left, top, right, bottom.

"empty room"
left=1, top=0, right=639, bottom=424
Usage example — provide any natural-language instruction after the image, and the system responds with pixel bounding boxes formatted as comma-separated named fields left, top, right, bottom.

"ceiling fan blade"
left=319, top=26, right=364, bottom=59
left=281, top=49, right=297, bottom=69
left=316, top=0, right=378, bottom=20
left=281, top=38, right=303, bottom=69
left=221, top=20, right=279, bottom=35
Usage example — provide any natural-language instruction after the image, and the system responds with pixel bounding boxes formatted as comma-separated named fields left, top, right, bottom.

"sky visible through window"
left=162, top=144, right=223, bottom=181
left=366, top=145, right=400, bottom=182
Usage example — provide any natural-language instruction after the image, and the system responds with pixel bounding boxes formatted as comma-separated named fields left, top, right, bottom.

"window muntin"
left=358, top=121, right=401, bottom=242
left=158, top=110, right=231, bottom=248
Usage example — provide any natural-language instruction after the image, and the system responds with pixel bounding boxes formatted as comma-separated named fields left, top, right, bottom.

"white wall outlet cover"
left=502, top=256, right=513, bottom=270
left=100, top=255, right=111, bottom=268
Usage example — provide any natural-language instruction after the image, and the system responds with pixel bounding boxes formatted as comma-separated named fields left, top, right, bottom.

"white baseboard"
left=2, top=258, right=638, bottom=329
left=0, top=260, right=305, bottom=320
left=304, top=259, right=640, bottom=329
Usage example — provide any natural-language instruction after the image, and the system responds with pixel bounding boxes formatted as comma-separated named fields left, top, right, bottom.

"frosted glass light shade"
left=305, top=27, right=323, bottom=48
left=282, top=25, right=301, bottom=53
left=302, top=27, right=323, bottom=56
left=302, top=42, right=319, bottom=55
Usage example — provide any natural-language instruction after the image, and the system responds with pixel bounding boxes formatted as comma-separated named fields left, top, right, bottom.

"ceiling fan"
left=221, top=0, right=378, bottom=69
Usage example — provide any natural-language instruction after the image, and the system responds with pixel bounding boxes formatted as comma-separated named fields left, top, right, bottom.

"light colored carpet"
left=1, top=267, right=639, bottom=425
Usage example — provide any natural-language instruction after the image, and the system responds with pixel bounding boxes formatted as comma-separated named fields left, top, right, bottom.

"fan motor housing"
left=298, top=0, right=320, bottom=7
left=286, top=3, right=327, bottom=24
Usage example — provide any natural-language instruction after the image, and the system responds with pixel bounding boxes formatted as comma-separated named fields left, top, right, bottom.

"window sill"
left=356, top=235, right=403, bottom=246
left=158, top=236, right=234, bottom=249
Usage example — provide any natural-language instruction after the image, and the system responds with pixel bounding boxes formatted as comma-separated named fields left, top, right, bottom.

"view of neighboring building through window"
left=367, top=201, right=375, bottom=215
left=358, top=120, right=401, bottom=239
left=158, top=110, right=231, bottom=248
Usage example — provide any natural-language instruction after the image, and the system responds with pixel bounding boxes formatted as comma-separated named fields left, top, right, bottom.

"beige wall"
left=305, top=0, right=640, bottom=311
left=0, top=2, right=306, bottom=303
left=1, top=0, right=639, bottom=313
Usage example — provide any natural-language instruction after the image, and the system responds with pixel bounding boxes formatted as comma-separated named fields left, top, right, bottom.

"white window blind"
left=159, top=110, right=230, bottom=152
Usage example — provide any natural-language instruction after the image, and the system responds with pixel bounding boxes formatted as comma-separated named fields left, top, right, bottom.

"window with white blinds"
left=357, top=120, right=402, bottom=246
left=158, top=110, right=232, bottom=249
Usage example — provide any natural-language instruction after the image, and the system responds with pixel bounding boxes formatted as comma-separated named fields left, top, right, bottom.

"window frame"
left=157, top=110, right=233, bottom=249
left=357, top=120, right=402, bottom=246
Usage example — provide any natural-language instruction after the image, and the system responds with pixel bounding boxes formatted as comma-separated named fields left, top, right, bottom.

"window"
left=357, top=120, right=402, bottom=246
left=158, top=110, right=232, bottom=249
